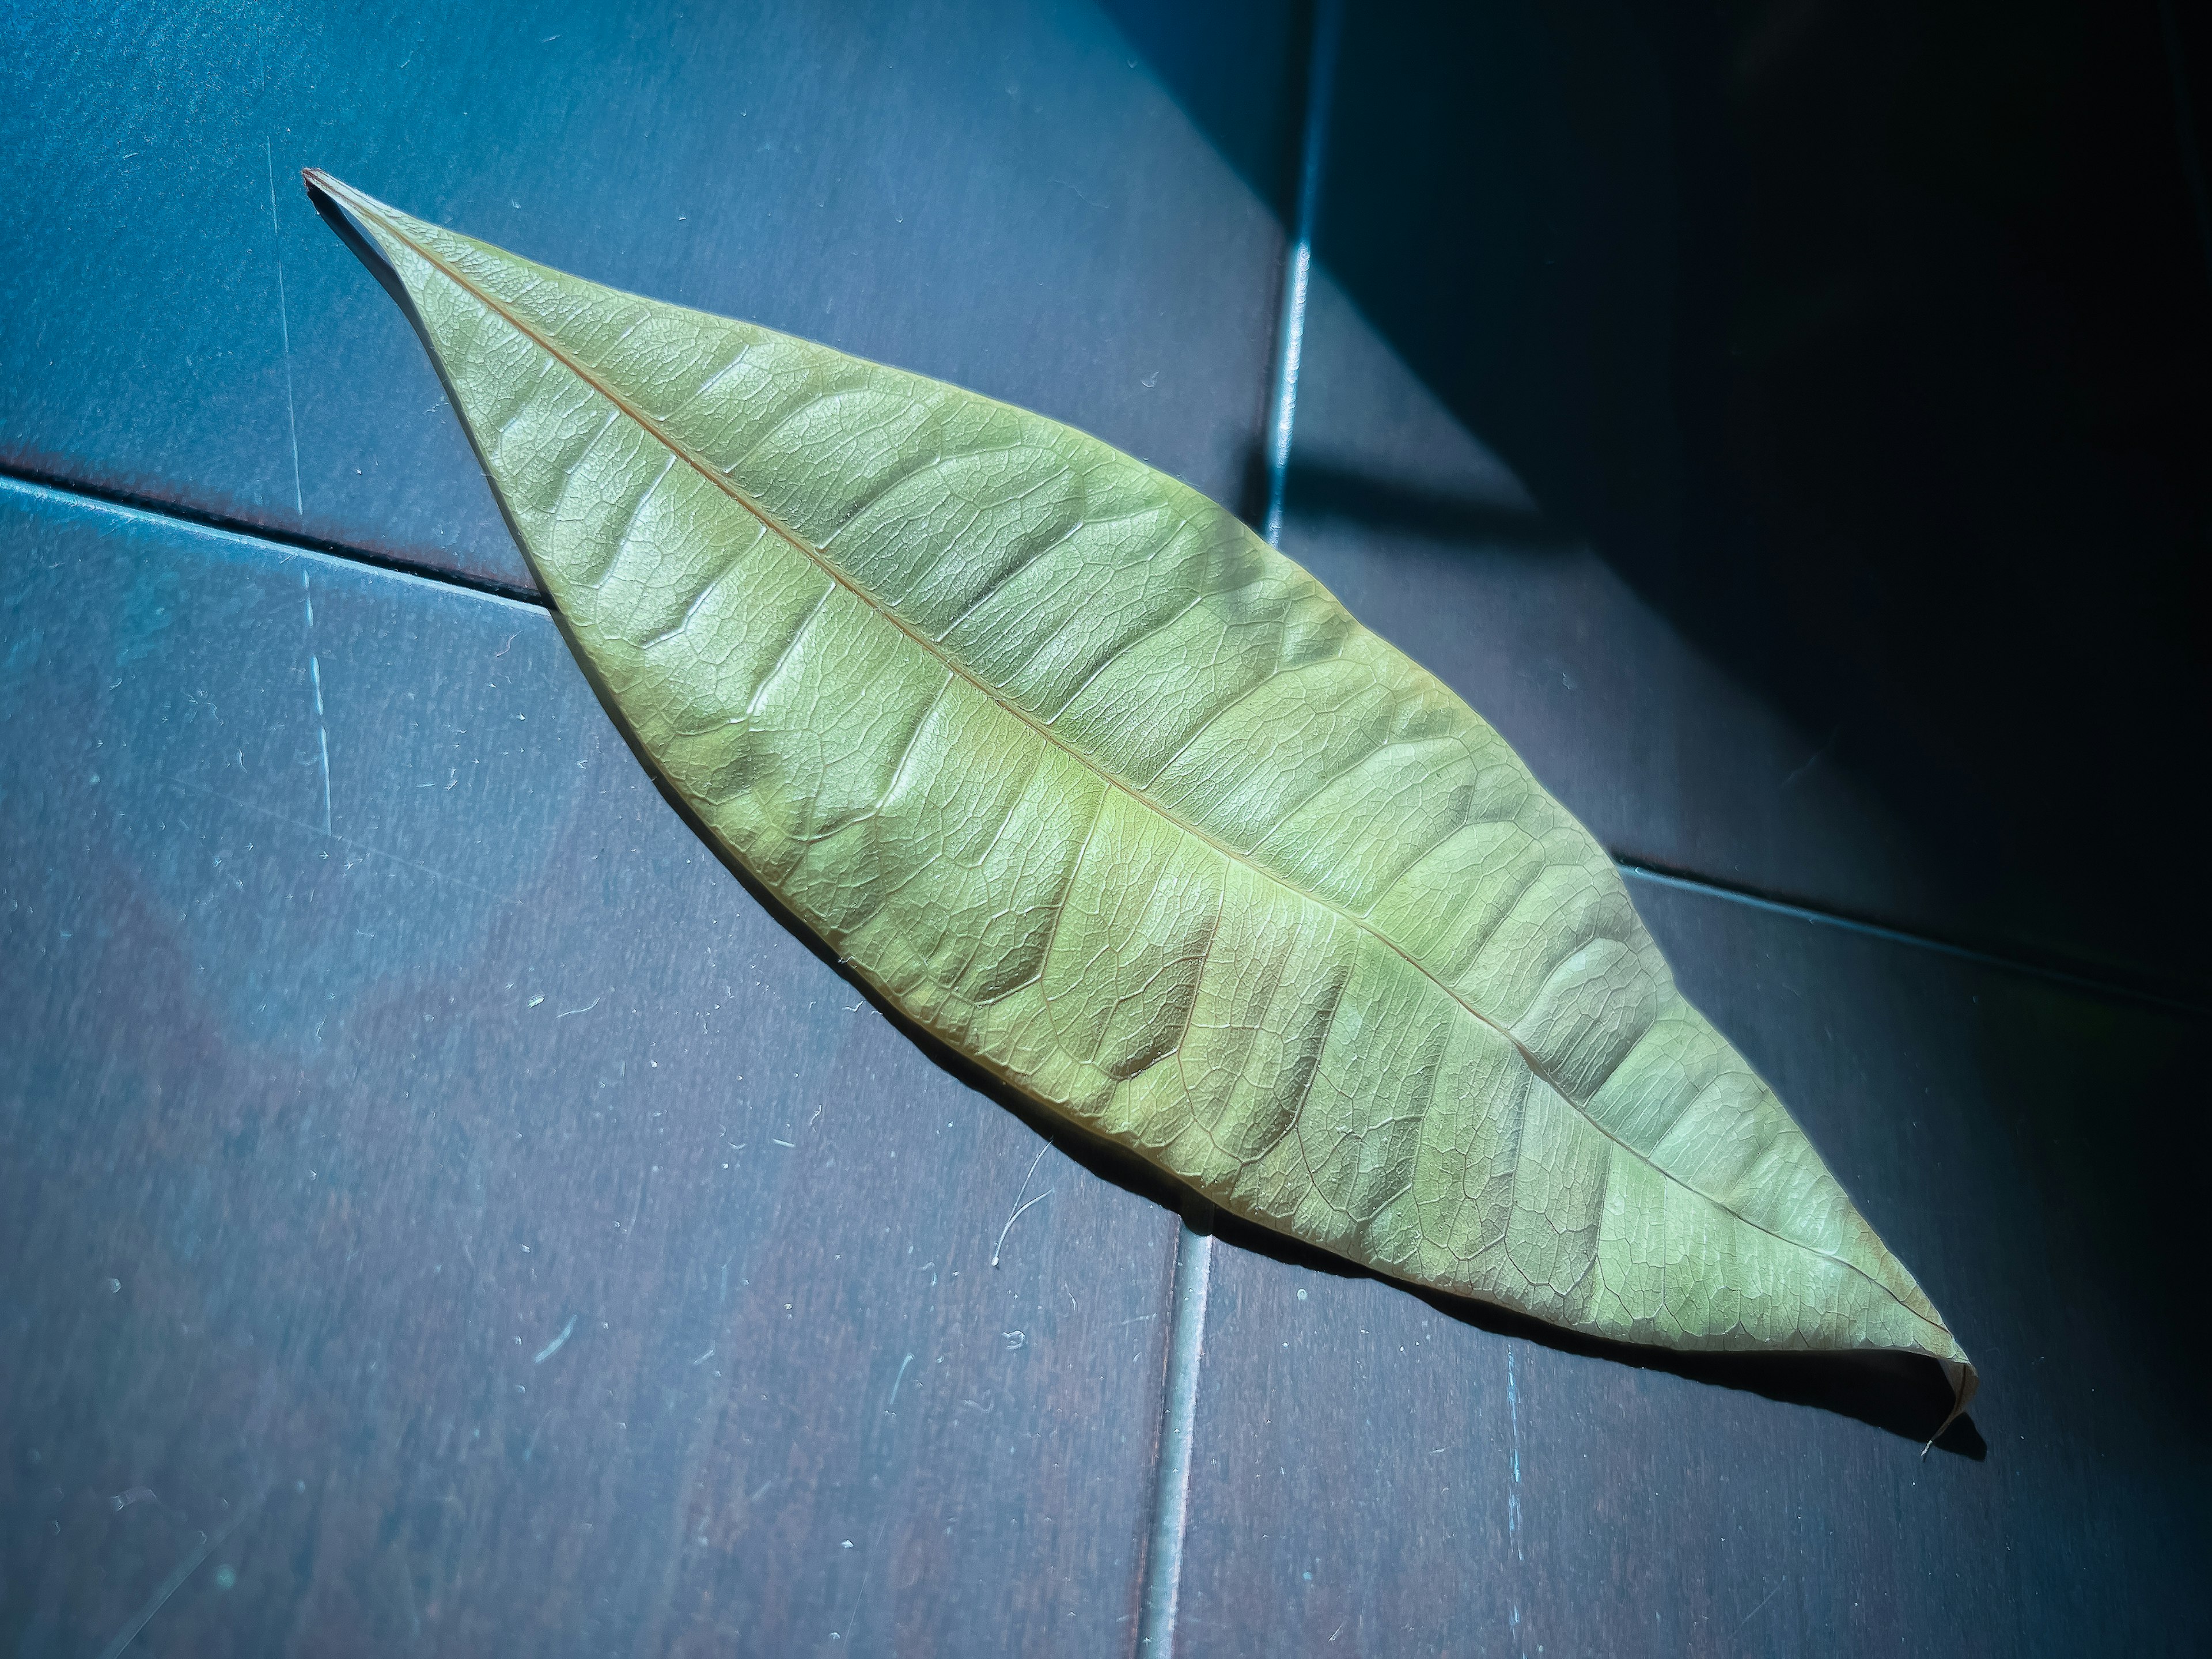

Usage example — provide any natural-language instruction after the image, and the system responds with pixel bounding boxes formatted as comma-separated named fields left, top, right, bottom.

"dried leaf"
left=309, top=172, right=1973, bottom=1416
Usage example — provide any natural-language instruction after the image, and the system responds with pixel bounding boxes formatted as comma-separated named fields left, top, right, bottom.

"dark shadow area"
left=1619, top=857, right=2210, bottom=1018
left=1282, top=458, right=1579, bottom=550
left=1198, top=1199, right=1985, bottom=1456
left=1116, top=0, right=2212, bottom=1001
left=1974, top=985, right=2211, bottom=1426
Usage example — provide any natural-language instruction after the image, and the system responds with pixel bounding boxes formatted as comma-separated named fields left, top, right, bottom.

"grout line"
left=300, top=569, right=333, bottom=835
left=1139, top=6, right=1345, bottom=1653
left=1618, top=862, right=2205, bottom=1015
left=1506, top=1343, right=1524, bottom=1654
left=1261, top=0, right=1345, bottom=549
left=1135, top=1201, right=1213, bottom=1655
left=0, top=465, right=546, bottom=607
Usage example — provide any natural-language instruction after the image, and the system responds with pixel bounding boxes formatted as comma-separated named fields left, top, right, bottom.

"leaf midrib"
left=323, top=173, right=1941, bottom=1338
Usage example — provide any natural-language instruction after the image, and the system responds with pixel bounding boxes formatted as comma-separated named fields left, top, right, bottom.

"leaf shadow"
left=1228, top=444, right=1579, bottom=553
left=1279, top=458, right=1582, bottom=551
left=1196, top=1202, right=1986, bottom=1458
left=315, top=170, right=1981, bottom=1464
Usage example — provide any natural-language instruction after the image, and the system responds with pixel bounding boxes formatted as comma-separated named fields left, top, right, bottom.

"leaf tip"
left=1922, top=1355, right=1979, bottom=1452
left=299, top=169, right=391, bottom=231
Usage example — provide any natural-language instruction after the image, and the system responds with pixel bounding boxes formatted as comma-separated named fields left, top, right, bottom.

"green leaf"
left=309, top=171, right=1973, bottom=1415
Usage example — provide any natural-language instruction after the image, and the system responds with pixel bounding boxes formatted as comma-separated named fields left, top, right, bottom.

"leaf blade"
left=311, top=171, right=1973, bottom=1410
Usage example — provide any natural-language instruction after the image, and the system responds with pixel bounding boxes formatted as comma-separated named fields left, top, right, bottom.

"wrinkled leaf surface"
left=309, top=172, right=1972, bottom=1410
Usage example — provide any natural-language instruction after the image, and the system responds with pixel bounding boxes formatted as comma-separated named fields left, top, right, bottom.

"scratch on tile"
left=990, top=1139, right=1055, bottom=1267
left=1780, top=725, right=1841, bottom=791
left=532, top=1313, right=577, bottom=1364
left=298, top=571, right=331, bottom=835
left=93, top=1494, right=255, bottom=1659
left=1737, top=1578, right=1787, bottom=1630
left=1508, top=1342, right=1525, bottom=1655
left=157, top=771, right=505, bottom=899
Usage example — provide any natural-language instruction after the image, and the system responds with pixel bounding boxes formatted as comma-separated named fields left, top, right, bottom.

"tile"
left=0, top=479, right=1180, bottom=1656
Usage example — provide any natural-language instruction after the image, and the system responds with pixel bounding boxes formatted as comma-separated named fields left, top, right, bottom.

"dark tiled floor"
left=5, top=3, right=2209, bottom=1656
